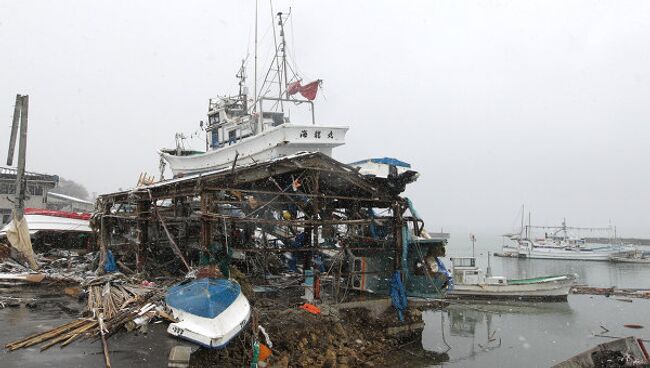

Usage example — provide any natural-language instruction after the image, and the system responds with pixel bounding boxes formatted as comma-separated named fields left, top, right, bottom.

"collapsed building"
left=94, top=152, right=450, bottom=299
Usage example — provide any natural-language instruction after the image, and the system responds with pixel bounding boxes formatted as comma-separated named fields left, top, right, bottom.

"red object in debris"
left=299, top=303, right=321, bottom=315
left=24, top=208, right=92, bottom=220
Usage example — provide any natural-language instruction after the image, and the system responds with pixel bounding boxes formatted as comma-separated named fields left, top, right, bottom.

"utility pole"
left=6, top=95, right=21, bottom=166
left=12, top=95, right=29, bottom=222
left=6, top=94, right=38, bottom=270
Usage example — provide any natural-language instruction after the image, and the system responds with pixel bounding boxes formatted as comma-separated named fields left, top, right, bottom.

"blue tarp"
left=104, top=250, right=117, bottom=273
left=390, top=271, right=408, bottom=321
left=350, top=157, right=412, bottom=168
left=166, top=278, right=241, bottom=319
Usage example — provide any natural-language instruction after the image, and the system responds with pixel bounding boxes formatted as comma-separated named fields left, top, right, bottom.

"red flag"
left=287, top=80, right=302, bottom=95
left=299, top=80, right=320, bottom=100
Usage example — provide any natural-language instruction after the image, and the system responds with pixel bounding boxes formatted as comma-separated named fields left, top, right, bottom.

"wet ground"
left=0, top=285, right=182, bottom=368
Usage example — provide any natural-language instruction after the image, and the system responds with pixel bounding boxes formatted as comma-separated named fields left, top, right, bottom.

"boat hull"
left=167, top=291, right=251, bottom=348
left=166, top=279, right=252, bottom=349
left=609, top=256, right=650, bottom=264
left=0, top=214, right=91, bottom=236
left=161, top=124, right=348, bottom=177
left=496, top=247, right=631, bottom=261
left=448, top=275, right=575, bottom=301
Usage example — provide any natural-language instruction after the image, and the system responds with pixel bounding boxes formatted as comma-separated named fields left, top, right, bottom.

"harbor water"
left=421, top=234, right=650, bottom=367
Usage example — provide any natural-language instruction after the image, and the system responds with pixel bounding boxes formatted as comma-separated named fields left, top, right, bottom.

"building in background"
left=0, top=167, right=59, bottom=225
left=46, top=192, right=94, bottom=212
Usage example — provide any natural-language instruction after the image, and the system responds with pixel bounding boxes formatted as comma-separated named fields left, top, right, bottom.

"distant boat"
left=447, top=256, right=576, bottom=301
left=610, top=250, right=650, bottom=264
left=166, top=278, right=251, bottom=348
left=498, top=209, right=632, bottom=261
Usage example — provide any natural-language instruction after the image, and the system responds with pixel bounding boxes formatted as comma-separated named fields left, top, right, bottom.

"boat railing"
left=258, top=97, right=315, bottom=126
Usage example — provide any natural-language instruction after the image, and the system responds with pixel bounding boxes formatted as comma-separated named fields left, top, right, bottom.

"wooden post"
left=200, top=192, right=211, bottom=250
left=136, top=200, right=150, bottom=272
left=97, top=211, right=109, bottom=274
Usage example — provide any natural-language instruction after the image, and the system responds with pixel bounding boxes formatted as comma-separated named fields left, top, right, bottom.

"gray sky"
left=1, top=1, right=649, bottom=237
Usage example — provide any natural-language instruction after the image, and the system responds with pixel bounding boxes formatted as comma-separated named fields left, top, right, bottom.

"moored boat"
left=498, top=211, right=632, bottom=261
left=610, top=250, right=650, bottom=263
left=447, top=256, right=576, bottom=301
left=165, top=278, right=251, bottom=348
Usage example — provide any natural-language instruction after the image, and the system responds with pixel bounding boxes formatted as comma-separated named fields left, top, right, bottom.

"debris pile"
left=4, top=275, right=170, bottom=352
left=190, top=303, right=446, bottom=368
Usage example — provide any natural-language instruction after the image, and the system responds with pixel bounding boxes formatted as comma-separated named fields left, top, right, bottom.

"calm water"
left=420, top=235, right=650, bottom=367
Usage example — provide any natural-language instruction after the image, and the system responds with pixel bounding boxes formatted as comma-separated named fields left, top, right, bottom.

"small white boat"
left=447, top=257, right=576, bottom=301
left=610, top=250, right=650, bottom=263
left=165, top=278, right=251, bottom=348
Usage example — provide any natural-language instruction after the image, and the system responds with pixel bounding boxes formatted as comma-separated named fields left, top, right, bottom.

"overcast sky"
left=1, top=1, right=649, bottom=237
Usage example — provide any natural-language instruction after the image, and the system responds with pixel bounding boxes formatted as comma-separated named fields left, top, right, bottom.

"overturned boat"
left=447, top=257, right=576, bottom=301
left=165, top=278, right=251, bottom=348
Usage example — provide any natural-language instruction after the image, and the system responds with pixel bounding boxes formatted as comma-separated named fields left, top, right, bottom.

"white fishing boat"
left=165, top=278, right=251, bottom=348
left=497, top=209, right=632, bottom=261
left=500, top=240, right=632, bottom=261
left=447, top=257, right=576, bottom=301
left=160, top=12, right=348, bottom=177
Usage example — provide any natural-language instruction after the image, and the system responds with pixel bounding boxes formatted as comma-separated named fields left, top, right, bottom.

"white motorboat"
left=165, top=278, right=251, bottom=348
left=447, top=257, right=576, bottom=301
left=160, top=12, right=347, bottom=177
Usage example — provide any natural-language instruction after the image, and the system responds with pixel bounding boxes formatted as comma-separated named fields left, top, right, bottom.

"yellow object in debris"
left=282, top=210, right=292, bottom=220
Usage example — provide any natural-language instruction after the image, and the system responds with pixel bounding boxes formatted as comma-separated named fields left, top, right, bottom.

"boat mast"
left=268, top=1, right=284, bottom=112
left=237, top=59, right=247, bottom=111
left=253, top=0, right=258, bottom=112
left=520, top=204, right=525, bottom=239
left=278, top=11, right=289, bottom=100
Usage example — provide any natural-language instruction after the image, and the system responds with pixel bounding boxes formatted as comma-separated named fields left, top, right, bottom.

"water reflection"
left=423, top=301, right=574, bottom=365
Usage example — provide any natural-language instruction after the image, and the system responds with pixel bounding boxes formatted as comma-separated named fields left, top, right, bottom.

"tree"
left=55, top=178, right=90, bottom=200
